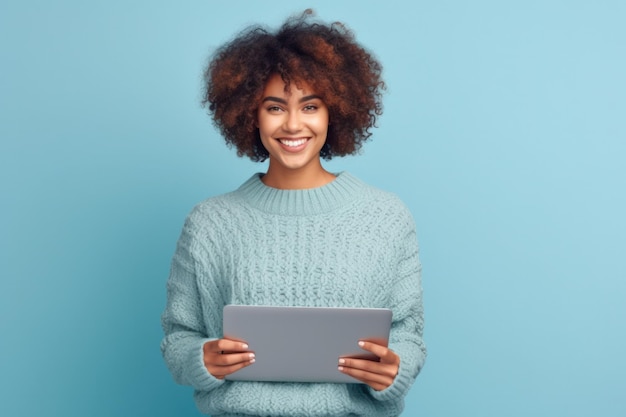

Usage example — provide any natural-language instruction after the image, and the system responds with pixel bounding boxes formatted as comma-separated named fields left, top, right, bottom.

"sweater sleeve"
left=160, top=214, right=225, bottom=392
left=369, top=207, right=426, bottom=402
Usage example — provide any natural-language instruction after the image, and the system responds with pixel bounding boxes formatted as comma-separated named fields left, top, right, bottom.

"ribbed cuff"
left=368, top=363, right=411, bottom=402
left=184, top=338, right=225, bottom=392
left=368, top=343, right=423, bottom=402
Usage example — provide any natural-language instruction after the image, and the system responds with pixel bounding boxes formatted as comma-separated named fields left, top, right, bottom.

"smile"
left=278, top=138, right=308, bottom=147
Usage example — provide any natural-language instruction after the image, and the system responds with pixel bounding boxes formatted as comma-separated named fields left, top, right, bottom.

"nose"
left=283, top=110, right=302, bottom=133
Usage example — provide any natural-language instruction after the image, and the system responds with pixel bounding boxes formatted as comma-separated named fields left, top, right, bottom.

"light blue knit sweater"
left=161, top=172, right=426, bottom=416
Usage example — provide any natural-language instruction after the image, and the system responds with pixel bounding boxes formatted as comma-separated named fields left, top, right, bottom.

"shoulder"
left=348, top=173, right=414, bottom=212
left=340, top=173, right=417, bottom=229
left=188, top=191, right=241, bottom=220
left=181, top=175, right=260, bottom=235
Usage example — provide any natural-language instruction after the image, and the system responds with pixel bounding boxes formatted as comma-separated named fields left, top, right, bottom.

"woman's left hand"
left=338, top=341, right=400, bottom=391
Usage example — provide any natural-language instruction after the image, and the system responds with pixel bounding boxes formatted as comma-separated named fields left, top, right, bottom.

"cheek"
left=256, top=118, right=269, bottom=138
left=315, top=116, right=330, bottom=135
left=258, top=114, right=280, bottom=135
left=316, top=111, right=330, bottom=132
left=258, top=128, right=272, bottom=146
left=257, top=120, right=277, bottom=147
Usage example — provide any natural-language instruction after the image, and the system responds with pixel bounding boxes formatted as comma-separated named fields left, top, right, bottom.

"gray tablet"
left=223, top=305, right=392, bottom=383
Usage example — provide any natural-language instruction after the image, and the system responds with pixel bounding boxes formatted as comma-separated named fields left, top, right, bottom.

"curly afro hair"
left=202, top=9, right=385, bottom=162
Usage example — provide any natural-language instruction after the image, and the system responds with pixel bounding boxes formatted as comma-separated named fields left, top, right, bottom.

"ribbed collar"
left=235, top=172, right=367, bottom=216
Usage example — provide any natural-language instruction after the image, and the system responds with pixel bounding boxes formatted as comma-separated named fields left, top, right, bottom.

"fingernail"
left=358, top=341, right=365, bottom=347
left=242, top=343, right=249, bottom=349
left=338, top=366, right=344, bottom=371
left=250, top=358, right=255, bottom=364
left=249, top=353, right=255, bottom=358
left=338, top=358, right=345, bottom=364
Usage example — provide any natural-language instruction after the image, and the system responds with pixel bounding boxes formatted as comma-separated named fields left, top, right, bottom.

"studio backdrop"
left=1, top=1, right=624, bottom=416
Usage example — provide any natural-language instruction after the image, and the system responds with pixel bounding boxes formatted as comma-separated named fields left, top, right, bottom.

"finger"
left=357, top=341, right=398, bottom=364
left=339, top=365, right=391, bottom=384
left=208, top=358, right=255, bottom=378
left=203, top=339, right=255, bottom=379
left=338, top=365, right=393, bottom=390
left=204, top=339, right=249, bottom=354
left=356, top=378, right=388, bottom=391
left=339, top=357, right=397, bottom=378
left=209, top=351, right=256, bottom=367
left=368, top=381, right=389, bottom=391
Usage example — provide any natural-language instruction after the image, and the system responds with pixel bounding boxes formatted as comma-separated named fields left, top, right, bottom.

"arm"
left=340, top=207, right=426, bottom=400
left=160, top=215, right=229, bottom=392
left=372, top=212, right=426, bottom=401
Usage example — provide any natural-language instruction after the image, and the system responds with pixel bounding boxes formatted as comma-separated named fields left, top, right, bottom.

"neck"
left=261, top=160, right=336, bottom=190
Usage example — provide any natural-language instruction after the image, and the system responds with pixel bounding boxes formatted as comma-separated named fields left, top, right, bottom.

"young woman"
left=161, top=10, right=426, bottom=417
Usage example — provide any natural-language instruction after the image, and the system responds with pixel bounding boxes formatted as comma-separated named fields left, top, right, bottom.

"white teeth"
left=279, top=138, right=307, bottom=147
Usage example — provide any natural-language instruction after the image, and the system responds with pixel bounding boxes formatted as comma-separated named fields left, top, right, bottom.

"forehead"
left=262, top=74, right=315, bottom=97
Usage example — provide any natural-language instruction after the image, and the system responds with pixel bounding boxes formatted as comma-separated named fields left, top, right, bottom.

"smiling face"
left=257, top=74, right=333, bottom=189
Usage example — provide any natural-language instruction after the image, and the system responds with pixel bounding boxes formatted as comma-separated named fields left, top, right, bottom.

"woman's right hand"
left=203, top=339, right=255, bottom=379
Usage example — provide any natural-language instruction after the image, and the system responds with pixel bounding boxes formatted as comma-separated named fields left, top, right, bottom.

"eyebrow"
left=261, top=94, right=322, bottom=104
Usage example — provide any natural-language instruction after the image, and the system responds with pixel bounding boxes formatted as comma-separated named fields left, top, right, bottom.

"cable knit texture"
left=161, top=172, right=426, bottom=417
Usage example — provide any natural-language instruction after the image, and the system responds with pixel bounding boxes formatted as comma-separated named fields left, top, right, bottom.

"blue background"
left=1, top=1, right=624, bottom=416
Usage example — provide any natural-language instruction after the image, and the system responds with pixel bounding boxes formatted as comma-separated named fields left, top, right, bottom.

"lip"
left=277, top=137, right=310, bottom=153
